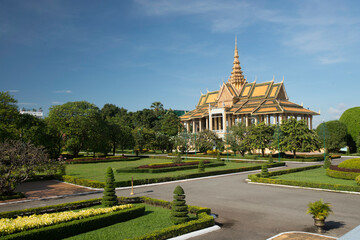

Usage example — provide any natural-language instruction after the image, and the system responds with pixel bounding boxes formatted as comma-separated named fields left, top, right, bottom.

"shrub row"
left=248, top=177, right=360, bottom=192
left=356, top=175, right=360, bottom=186
left=127, top=212, right=214, bottom=240
left=61, top=162, right=284, bottom=189
left=66, top=157, right=140, bottom=164
left=2, top=205, right=145, bottom=240
left=326, top=169, right=360, bottom=180
left=141, top=161, right=210, bottom=169
left=248, top=165, right=360, bottom=192
left=57, top=175, right=105, bottom=188
left=0, top=198, right=102, bottom=219
left=117, top=162, right=225, bottom=173
left=0, top=192, right=25, bottom=201
left=329, top=165, right=360, bottom=173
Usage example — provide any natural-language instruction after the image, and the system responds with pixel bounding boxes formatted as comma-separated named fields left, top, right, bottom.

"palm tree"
left=150, top=101, right=164, bottom=113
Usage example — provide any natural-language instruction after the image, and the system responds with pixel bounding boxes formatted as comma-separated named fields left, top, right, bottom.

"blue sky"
left=1, top=0, right=360, bottom=127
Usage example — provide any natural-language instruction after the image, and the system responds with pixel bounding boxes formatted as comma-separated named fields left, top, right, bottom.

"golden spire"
left=229, top=36, right=246, bottom=90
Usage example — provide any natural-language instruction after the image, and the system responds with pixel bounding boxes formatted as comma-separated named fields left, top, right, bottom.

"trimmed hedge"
left=61, top=162, right=285, bottom=189
left=0, top=198, right=102, bottom=219
left=356, top=175, right=360, bottom=186
left=248, top=165, right=360, bottom=192
left=326, top=169, right=360, bottom=180
left=2, top=205, right=145, bottom=240
left=66, top=157, right=140, bottom=164
left=0, top=192, right=25, bottom=201
left=338, top=158, right=360, bottom=170
left=117, top=162, right=225, bottom=173
left=127, top=212, right=214, bottom=240
left=57, top=175, right=105, bottom=188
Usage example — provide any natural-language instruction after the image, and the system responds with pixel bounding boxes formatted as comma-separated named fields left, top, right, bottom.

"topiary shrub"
left=102, top=167, right=118, bottom=207
left=356, top=175, right=360, bottom=186
left=323, top=156, right=331, bottom=169
left=198, top=160, right=205, bottom=172
left=261, top=164, right=269, bottom=178
left=338, top=158, right=360, bottom=170
left=173, top=152, right=182, bottom=164
left=216, top=152, right=221, bottom=161
left=268, top=152, right=273, bottom=164
left=171, top=186, right=189, bottom=225
left=340, top=107, right=360, bottom=152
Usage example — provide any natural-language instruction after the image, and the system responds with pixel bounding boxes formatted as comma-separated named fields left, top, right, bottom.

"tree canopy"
left=316, top=120, right=347, bottom=153
left=339, top=107, right=360, bottom=152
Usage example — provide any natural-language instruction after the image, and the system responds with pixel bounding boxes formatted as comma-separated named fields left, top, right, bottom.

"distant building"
left=180, top=38, right=319, bottom=138
left=19, top=107, right=43, bottom=119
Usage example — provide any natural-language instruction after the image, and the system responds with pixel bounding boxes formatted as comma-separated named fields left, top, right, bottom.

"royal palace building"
left=180, top=39, right=319, bottom=138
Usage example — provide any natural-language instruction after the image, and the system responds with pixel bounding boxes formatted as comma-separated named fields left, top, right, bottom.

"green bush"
left=326, top=169, right=360, bottom=180
left=0, top=192, right=25, bottom=201
left=116, top=162, right=225, bottom=173
left=248, top=165, right=322, bottom=181
left=338, top=158, right=360, bottom=170
left=57, top=175, right=105, bottom=188
left=0, top=199, right=102, bottom=219
left=102, top=167, right=118, bottom=207
left=198, top=160, right=205, bottom=172
left=130, top=212, right=214, bottom=240
left=356, top=175, right=360, bottom=186
left=261, top=164, right=269, bottom=178
left=171, top=186, right=189, bottom=225
left=323, top=156, right=331, bottom=169
left=268, top=153, right=273, bottom=164
left=2, top=205, right=145, bottom=240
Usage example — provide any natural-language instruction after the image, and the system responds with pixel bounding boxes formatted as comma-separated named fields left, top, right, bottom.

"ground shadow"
left=323, top=221, right=346, bottom=231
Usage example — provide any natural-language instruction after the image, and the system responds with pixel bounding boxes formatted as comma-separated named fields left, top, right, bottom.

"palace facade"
left=180, top=40, right=319, bottom=138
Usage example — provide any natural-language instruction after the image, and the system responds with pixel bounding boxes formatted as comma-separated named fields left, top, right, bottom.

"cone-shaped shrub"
left=171, top=185, right=189, bottom=225
left=268, top=152, right=273, bottom=164
left=261, top=164, right=269, bottom=178
left=102, top=167, right=118, bottom=207
left=323, top=156, right=331, bottom=169
left=198, top=160, right=205, bottom=172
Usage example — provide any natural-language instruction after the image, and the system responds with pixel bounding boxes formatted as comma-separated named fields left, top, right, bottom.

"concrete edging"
left=266, top=231, right=337, bottom=240
left=168, top=225, right=221, bottom=240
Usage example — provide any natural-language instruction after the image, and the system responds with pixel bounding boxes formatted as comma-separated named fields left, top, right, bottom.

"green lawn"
left=272, top=168, right=358, bottom=186
left=65, top=204, right=191, bottom=240
left=65, top=158, right=261, bottom=182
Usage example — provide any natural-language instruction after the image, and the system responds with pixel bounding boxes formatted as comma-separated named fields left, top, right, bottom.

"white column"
left=206, top=117, right=209, bottom=130
left=186, top=121, right=190, bottom=132
left=192, top=120, right=195, bottom=133
left=223, top=112, right=226, bottom=131
left=245, top=115, right=249, bottom=127
left=199, top=118, right=202, bottom=132
left=310, top=115, right=313, bottom=130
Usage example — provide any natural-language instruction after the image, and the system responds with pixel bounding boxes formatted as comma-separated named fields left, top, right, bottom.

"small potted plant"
left=307, top=199, right=333, bottom=233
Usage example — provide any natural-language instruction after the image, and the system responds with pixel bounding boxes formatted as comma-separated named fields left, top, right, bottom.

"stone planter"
left=313, top=217, right=326, bottom=233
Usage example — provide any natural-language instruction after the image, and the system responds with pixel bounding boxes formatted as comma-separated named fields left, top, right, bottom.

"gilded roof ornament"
left=228, top=36, right=246, bottom=90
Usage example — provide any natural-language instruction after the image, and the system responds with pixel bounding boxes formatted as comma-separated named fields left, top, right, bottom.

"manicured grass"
left=65, top=158, right=260, bottom=182
left=272, top=167, right=358, bottom=186
left=65, top=204, right=184, bottom=240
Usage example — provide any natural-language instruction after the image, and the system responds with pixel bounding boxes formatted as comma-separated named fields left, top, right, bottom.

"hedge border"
left=0, top=192, right=25, bottom=201
left=2, top=205, right=145, bottom=240
left=0, top=198, right=102, bottom=219
left=326, top=169, right=360, bottom=180
left=248, top=165, right=360, bottom=192
left=61, top=162, right=285, bottom=188
left=116, top=162, right=225, bottom=173
left=66, top=157, right=140, bottom=164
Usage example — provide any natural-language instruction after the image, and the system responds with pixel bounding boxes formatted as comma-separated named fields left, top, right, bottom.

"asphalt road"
left=1, top=157, right=359, bottom=240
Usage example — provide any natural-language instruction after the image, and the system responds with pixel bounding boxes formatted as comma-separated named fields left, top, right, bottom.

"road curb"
left=168, top=225, right=221, bottom=240
left=266, top=231, right=337, bottom=240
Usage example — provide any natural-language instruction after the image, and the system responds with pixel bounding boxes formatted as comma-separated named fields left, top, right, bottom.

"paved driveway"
left=1, top=157, right=359, bottom=240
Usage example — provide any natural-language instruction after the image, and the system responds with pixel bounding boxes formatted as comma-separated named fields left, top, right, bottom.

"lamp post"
left=322, top=121, right=326, bottom=161
left=277, top=123, right=281, bottom=162
left=226, top=127, right=229, bottom=161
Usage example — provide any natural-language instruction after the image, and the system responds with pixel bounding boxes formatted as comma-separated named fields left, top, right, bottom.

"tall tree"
left=161, top=110, right=181, bottom=136
left=132, top=127, right=155, bottom=152
left=316, top=120, right=347, bottom=153
left=0, top=140, right=50, bottom=195
left=0, top=92, right=19, bottom=141
left=227, top=123, right=250, bottom=156
left=193, top=129, right=222, bottom=153
left=247, top=123, right=274, bottom=156
left=47, top=101, right=103, bottom=157
left=150, top=101, right=164, bottom=113
left=279, top=118, right=320, bottom=158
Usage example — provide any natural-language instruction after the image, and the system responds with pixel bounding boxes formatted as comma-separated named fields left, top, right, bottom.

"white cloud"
left=19, top=102, right=37, bottom=105
left=6, top=89, right=19, bottom=93
left=328, top=103, right=347, bottom=119
left=51, top=101, right=64, bottom=105
left=55, top=90, right=72, bottom=94
left=317, top=57, right=345, bottom=65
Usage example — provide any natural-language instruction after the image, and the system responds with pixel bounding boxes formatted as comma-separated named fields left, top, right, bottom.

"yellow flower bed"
left=0, top=204, right=133, bottom=236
